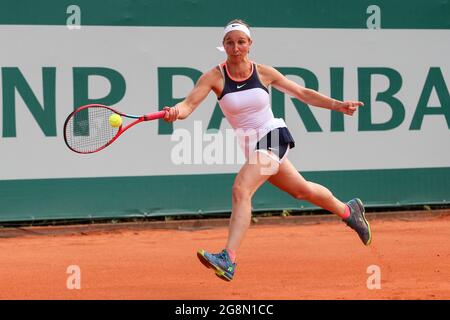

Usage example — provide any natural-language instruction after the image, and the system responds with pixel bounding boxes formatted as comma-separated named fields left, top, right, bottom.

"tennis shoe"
left=197, top=249, right=236, bottom=281
left=343, top=198, right=372, bottom=246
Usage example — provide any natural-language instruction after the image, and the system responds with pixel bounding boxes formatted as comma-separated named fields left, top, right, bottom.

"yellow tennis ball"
left=109, top=114, right=122, bottom=128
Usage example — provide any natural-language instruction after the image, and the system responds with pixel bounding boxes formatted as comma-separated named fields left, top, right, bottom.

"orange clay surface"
left=0, top=210, right=449, bottom=300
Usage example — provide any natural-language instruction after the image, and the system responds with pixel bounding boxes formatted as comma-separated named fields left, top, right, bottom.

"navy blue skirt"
left=255, top=127, right=295, bottom=159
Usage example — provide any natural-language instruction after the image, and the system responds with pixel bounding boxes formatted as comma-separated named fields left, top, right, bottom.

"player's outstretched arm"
left=263, top=65, right=364, bottom=116
left=163, top=69, right=218, bottom=122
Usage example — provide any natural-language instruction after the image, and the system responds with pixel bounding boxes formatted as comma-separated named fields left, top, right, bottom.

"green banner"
left=0, top=0, right=449, bottom=29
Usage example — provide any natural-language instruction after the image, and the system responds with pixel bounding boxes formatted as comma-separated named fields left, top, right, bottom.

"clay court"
left=0, top=209, right=449, bottom=300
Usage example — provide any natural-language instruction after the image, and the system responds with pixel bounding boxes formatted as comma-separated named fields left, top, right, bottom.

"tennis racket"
left=63, top=104, right=167, bottom=154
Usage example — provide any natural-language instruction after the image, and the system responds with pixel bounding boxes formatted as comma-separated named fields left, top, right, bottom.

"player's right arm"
left=163, top=68, right=220, bottom=122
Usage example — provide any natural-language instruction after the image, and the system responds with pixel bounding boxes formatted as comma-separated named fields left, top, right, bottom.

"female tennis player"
left=163, top=20, right=372, bottom=281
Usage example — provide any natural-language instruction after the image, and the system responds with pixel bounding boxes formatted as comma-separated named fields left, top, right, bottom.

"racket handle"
left=145, top=110, right=167, bottom=121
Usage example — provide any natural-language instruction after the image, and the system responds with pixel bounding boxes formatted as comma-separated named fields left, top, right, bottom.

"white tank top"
left=217, top=62, right=287, bottom=154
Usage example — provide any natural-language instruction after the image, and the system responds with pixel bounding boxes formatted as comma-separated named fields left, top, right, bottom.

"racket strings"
left=64, top=106, right=120, bottom=153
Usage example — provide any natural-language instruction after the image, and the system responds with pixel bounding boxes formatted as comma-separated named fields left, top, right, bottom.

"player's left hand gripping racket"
left=63, top=104, right=167, bottom=154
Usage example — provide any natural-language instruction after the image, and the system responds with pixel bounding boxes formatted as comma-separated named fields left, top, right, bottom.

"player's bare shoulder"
left=200, top=67, right=223, bottom=84
left=199, top=66, right=224, bottom=96
left=255, top=63, right=281, bottom=87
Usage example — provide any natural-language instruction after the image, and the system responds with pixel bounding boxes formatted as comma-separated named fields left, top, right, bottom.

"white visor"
left=223, top=23, right=251, bottom=39
left=216, top=23, right=251, bottom=52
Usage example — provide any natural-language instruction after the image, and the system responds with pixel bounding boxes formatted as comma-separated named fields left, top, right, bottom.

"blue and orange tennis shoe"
left=197, top=249, right=236, bottom=281
left=343, top=198, right=372, bottom=246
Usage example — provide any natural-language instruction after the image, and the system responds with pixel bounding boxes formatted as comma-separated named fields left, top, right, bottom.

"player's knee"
left=232, top=184, right=252, bottom=203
